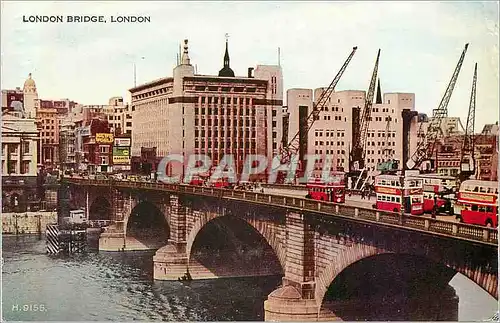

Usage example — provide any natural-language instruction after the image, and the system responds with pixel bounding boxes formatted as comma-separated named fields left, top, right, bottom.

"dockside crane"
left=276, top=46, right=358, bottom=182
left=349, top=49, right=381, bottom=188
left=458, top=63, right=477, bottom=182
left=406, top=43, right=469, bottom=171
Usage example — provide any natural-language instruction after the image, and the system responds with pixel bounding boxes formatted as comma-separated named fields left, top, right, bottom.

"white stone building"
left=130, top=39, right=284, bottom=177
left=2, top=112, right=39, bottom=176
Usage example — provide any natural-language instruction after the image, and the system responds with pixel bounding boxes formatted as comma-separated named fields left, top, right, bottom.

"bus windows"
left=480, top=187, right=487, bottom=193
left=465, top=186, right=472, bottom=192
left=486, top=206, right=493, bottom=213
left=396, top=197, right=400, bottom=203
left=472, top=205, right=478, bottom=212
left=412, top=197, right=420, bottom=203
left=473, top=186, right=479, bottom=192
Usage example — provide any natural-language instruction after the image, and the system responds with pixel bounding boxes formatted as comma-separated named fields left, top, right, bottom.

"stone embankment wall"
left=2, top=212, right=57, bottom=234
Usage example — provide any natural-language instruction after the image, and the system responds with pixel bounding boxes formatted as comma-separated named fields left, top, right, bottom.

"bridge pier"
left=153, top=242, right=189, bottom=280
left=264, top=281, right=320, bottom=321
left=265, top=211, right=320, bottom=321
left=99, top=221, right=126, bottom=251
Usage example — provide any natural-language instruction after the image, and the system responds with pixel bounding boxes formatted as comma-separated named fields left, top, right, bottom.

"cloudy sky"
left=1, top=1, right=498, bottom=130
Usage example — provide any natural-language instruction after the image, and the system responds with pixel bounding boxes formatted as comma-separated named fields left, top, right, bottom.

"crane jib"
left=276, top=46, right=358, bottom=168
left=407, top=43, right=469, bottom=171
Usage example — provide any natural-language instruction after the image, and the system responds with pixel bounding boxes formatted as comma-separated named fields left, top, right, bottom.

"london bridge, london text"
left=22, top=15, right=151, bottom=23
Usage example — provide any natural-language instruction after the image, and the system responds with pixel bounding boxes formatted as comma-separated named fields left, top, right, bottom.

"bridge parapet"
left=66, top=178, right=498, bottom=246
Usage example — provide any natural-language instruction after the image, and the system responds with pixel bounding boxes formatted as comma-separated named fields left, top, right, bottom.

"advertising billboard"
left=114, top=138, right=131, bottom=147
left=112, top=147, right=130, bottom=165
left=113, top=147, right=130, bottom=156
left=112, top=156, right=131, bottom=164
left=96, top=133, right=114, bottom=144
left=79, top=126, right=90, bottom=137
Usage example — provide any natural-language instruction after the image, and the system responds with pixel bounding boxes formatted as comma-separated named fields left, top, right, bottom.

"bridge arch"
left=185, top=209, right=286, bottom=271
left=88, top=196, right=111, bottom=220
left=316, top=242, right=498, bottom=306
left=318, top=252, right=461, bottom=321
left=125, top=200, right=170, bottom=250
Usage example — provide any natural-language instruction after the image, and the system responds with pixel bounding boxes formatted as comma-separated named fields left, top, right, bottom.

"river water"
left=2, top=235, right=498, bottom=321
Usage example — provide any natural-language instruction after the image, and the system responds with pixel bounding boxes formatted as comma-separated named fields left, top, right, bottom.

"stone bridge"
left=66, top=178, right=498, bottom=321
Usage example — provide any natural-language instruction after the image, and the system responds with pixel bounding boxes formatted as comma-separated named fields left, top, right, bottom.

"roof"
left=129, top=77, right=173, bottom=93
left=461, top=180, right=498, bottom=187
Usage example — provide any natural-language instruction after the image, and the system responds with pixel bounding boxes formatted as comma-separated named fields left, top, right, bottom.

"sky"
left=1, top=1, right=499, bottom=131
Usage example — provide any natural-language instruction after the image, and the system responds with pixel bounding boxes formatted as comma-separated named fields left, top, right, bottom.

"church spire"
left=376, top=78, right=382, bottom=104
left=218, top=34, right=235, bottom=77
left=224, top=38, right=230, bottom=67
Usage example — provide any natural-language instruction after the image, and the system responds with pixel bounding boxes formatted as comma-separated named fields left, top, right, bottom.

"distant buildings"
left=286, top=81, right=417, bottom=177
left=130, top=39, right=283, bottom=178
left=435, top=133, right=498, bottom=181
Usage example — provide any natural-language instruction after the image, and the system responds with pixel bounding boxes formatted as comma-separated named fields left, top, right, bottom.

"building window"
left=22, top=142, right=30, bottom=154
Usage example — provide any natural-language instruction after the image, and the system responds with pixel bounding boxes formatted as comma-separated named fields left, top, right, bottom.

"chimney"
left=248, top=67, right=254, bottom=78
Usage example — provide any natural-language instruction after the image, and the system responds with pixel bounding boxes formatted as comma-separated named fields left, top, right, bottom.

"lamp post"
left=132, top=56, right=145, bottom=87
left=399, top=172, right=405, bottom=224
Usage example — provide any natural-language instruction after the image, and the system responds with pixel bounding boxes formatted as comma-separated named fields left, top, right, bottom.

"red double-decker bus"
left=306, top=173, right=345, bottom=203
left=455, top=180, right=498, bottom=227
left=413, top=173, right=456, bottom=214
left=373, top=174, right=424, bottom=215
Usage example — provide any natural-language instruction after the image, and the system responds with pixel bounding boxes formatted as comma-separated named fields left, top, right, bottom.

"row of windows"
left=365, top=150, right=396, bottom=156
left=321, top=115, right=348, bottom=121
left=195, top=107, right=254, bottom=116
left=463, top=204, right=497, bottom=213
left=4, top=160, right=31, bottom=174
left=196, top=151, right=255, bottom=160
left=377, top=194, right=401, bottom=203
left=314, top=149, right=347, bottom=155
left=315, top=141, right=346, bottom=146
left=4, top=143, right=31, bottom=154
left=367, top=141, right=395, bottom=147
left=314, top=149, right=348, bottom=156
left=195, top=130, right=256, bottom=138
left=315, top=131, right=346, bottom=137
left=438, top=161, right=460, bottom=167
left=199, top=96, right=253, bottom=105
left=376, top=179, right=421, bottom=187
left=462, top=185, right=498, bottom=194
left=367, top=132, right=396, bottom=138
left=194, top=86, right=258, bottom=94
left=195, top=141, right=257, bottom=148
left=369, top=116, right=398, bottom=123
left=372, top=108, right=395, bottom=113
left=194, top=118, right=257, bottom=127
left=320, top=106, right=344, bottom=112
